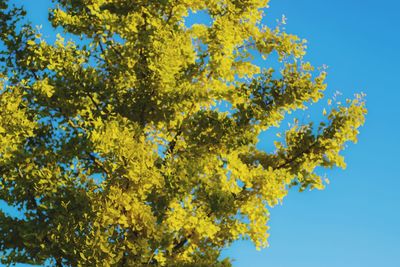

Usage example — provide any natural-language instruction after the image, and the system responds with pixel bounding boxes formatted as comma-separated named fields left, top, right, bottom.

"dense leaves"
left=0, top=0, right=366, bottom=266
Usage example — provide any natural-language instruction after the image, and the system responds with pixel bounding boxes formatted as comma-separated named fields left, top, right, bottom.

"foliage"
left=0, top=0, right=366, bottom=266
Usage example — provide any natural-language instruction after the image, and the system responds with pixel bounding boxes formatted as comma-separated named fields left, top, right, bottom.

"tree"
left=0, top=0, right=366, bottom=266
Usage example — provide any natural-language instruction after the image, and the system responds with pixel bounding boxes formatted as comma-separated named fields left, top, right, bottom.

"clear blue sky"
left=3, top=0, right=400, bottom=266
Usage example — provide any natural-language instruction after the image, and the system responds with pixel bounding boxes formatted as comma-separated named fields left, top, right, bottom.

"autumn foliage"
left=0, top=0, right=365, bottom=266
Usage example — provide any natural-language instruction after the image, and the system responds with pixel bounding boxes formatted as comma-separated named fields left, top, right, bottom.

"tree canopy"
left=0, top=0, right=366, bottom=266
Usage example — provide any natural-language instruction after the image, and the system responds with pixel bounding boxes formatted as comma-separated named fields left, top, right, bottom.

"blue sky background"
left=2, top=0, right=400, bottom=266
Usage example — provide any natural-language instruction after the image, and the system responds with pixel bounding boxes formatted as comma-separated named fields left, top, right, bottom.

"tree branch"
left=276, top=140, right=319, bottom=169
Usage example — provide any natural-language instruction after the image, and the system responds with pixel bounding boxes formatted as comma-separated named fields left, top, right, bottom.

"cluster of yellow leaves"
left=0, top=84, right=35, bottom=163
